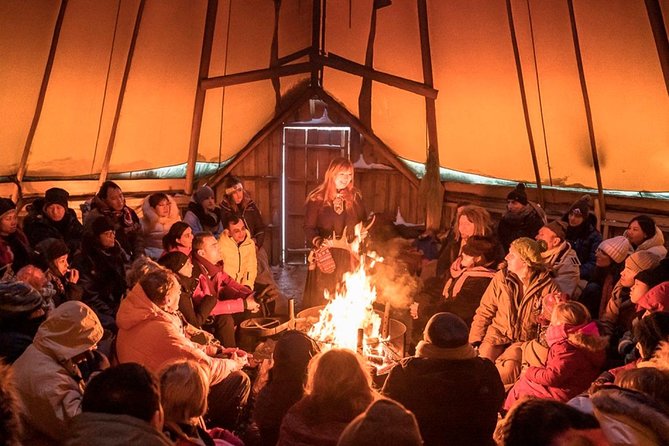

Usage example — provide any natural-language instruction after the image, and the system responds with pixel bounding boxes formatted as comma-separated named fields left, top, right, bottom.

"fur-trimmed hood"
left=141, top=194, right=180, bottom=227
left=567, top=322, right=609, bottom=352
left=638, top=340, right=669, bottom=372
left=591, top=388, right=669, bottom=445
left=636, top=226, right=668, bottom=258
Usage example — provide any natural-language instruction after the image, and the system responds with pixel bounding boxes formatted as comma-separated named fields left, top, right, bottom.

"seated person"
left=184, top=186, right=223, bottom=237
left=561, top=195, right=601, bottom=281
left=0, top=360, right=22, bottom=446
left=37, top=238, right=83, bottom=307
left=497, top=183, right=546, bottom=252
left=23, top=187, right=84, bottom=255
left=84, top=181, right=144, bottom=259
left=0, top=282, right=47, bottom=364
left=0, top=198, right=32, bottom=278
left=338, top=399, right=423, bottom=446
left=141, top=192, right=181, bottom=260
left=219, top=216, right=282, bottom=314
left=115, top=268, right=251, bottom=430
left=67, top=363, right=172, bottom=446
left=12, top=301, right=107, bottom=444
left=73, top=217, right=129, bottom=331
left=536, top=220, right=580, bottom=297
left=162, top=221, right=193, bottom=256
left=625, top=214, right=667, bottom=259
left=191, top=231, right=259, bottom=346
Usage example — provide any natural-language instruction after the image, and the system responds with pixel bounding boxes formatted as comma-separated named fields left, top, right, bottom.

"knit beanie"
left=0, top=282, right=44, bottom=317
left=157, top=251, right=189, bottom=274
left=598, top=236, right=633, bottom=264
left=44, top=187, right=69, bottom=209
left=544, top=220, right=568, bottom=241
left=91, top=216, right=115, bottom=236
left=0, top=198, right=16, bottom=219
left=510, top=237, right=546, bottom=268
left=424, top=312, right=469, bottom=348
left=637, top=281, right=669, bottom=313
left=194, top=185, right=215, bottom=204
left=337, top=399, right=423, bottom=446
left=45, top=238, right=69, bottom=262
left=507, top=183, right=528, bottom=205
left=625, top=251, right=661, bottom=276
left=569, top=194, right=592, bottom=217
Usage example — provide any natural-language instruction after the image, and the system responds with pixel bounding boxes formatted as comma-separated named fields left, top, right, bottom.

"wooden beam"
left=317, top=53, right=439, bottom=99
left=207, top=87, right=315, bottom=188
left=277, top=47, right=311, bottom=65
left=358, top=5, right=378, bottom=127
left=644, top=0, right=669, bottom=96
left=567, top=0, right=606, bottom=218
left=505, top=0, right=544, bottom=207
left=185, top=0, right=219, bottom=195
left=98, top=0, right=146, bottom=187
left=417, top=0, right=438, bottom=150
left=317, top=90, right=420, bottom=188
left=311, top=0, right=322, bottom=86
left=13, top=0, right=69, bottom=202
left=201, top=62, right=312, bottom=90
left=270, top=0, right=281, bottom=110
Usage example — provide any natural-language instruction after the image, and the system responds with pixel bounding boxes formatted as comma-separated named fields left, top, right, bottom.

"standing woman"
left=302, top=158, right=367, bottom=309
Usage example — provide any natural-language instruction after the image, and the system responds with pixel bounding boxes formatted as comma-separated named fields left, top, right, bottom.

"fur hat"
left=625, top=251, right=661, bottom=276
left=0, top=198, right=16, bottom=219
left=569, top=195, right=592, bottom=217
left=91, top=216, right=115, bottom=236
left=44, top=187, right=69, bottom=209
left=194, top=185, right=215, bottom=204
left=157, top=251, right=189, bottom=274
left=598, top=236, right=633, bottom=264
left=507, top=183, right=528, bottom=205
left=424, top=312, right=469, bottom=348
left=337, top=399, right=423, bottom=446
left=510, top=237, right=546, bottom=268
left=545, top=220, right=568, bottom=241
left=0, top=282, right=44, bottom=317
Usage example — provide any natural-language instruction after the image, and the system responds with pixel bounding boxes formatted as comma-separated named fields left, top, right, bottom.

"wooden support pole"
left=417, top=0, right=438, bottom=150
left=185, top=0, right=219, bottom=195
left=277, top=46, right=311, bottom=65
left=358, top=5, right=378, bottom=127
left=201, top=62, right=312, bottom=90
left=14, top=0, right=69, bottom=202
left=567, top=0, right=606, bottom=218
left=310, top=0, right=322, bottom=86
left=270, top=0, right=282, bottom=110
left=98, top=0, right=146, bottom=187
left=505, top=0, right=544, bottom=207
left=644, top=0, right=669, bottom=96
left=317, top=53, right=438, bottom=99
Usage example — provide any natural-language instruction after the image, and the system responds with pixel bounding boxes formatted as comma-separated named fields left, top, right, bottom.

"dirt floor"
left=271, top=264, right=307, bottom=309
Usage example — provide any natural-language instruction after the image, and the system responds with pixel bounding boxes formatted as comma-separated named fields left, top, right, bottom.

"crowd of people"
left=1, top=169, right=669, bottom=445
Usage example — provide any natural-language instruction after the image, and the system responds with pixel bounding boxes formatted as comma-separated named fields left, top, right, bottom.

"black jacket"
left=23, top=198, right=84, bottom=254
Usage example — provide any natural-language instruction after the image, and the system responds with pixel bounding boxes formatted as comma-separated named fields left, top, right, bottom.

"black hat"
left=157, top=251, right=189, bottom=274
left=569, top=195, right=591, bottom=217
left=424, top=312, right=469, bottom=348
left=91, top=216, right=115, bottom=236
left=462, top=235, right=499, bottom=263
left=0, top=282, right=44, bottom=317
left=44, top=187, right=69, bottom=209
left=507, top=183, right=528, bottom=205
left=45, top=238, right=69, bottom=262
left=0, top=198, right=16, bottom=219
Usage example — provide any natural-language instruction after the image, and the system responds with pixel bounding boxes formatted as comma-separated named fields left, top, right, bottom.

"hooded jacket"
left=84, top=195, right=144, bottom=259
left=191, top=253, right=252, bottom=315
left=115, top=283, right=241, bottom=385
left=634, top=226, right=668, bottom=259
left=66, top=412, right=172, bottom=446
left=12, top=301, right=103, bottom=443
left=183, top=199, right=223, bottom=237
left=497, top=203, right=545, bottom=252
left=562, top=213, right=602, bottom=280
left=218, top=228, right=257, bottom=288
left=541, top=241, right=581, bottom=297
left=504, top=321, right=607, bottom=408
left=469, top=269, right=561, bottom=346
left=140, top=194, right=181, bottom=258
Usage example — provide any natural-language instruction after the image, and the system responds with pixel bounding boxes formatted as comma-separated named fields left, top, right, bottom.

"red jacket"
left=191, top=254, right=252, bottom=315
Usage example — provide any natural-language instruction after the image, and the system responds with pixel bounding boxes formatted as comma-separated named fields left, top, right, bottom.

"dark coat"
left=23, top=198, right=84, bottom=254
left=66, top=412, right=172, bottom=446
left=497, top=204, right=545, bottom=252
left=438, top=267, right=497, bottom=327
left=84, top=196, right=144, bottom=259
left=0, top=230, right=31, bottom=276
left=175, top=271, right=216, bottom=329
left=220, top=198, right=267, bottom=247
left=563, top=213, right=602, bottom=281
left=382, top=351, right=504, bottom=446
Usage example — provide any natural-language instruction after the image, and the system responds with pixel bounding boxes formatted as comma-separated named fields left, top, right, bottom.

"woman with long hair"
left=277, top=348, right=376, bottom=446
left=162, top=222, right=194, bottom=256
left=302, top=157, right=367, bottom=309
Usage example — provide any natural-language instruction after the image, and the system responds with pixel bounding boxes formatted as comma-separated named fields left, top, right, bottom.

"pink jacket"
left=115, top=284, right=241, bottom=385
left=191, top=255, right=252, bottom=315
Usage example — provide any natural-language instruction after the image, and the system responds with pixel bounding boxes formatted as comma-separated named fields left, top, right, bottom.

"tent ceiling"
left=1, top=0, right=667, bottom=197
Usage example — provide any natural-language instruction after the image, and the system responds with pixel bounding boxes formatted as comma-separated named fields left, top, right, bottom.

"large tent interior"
left=2, top=0, right=668, bottom=269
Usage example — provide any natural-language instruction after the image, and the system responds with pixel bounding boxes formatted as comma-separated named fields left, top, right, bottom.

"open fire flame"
left=307, top=222, right=389, bottom=357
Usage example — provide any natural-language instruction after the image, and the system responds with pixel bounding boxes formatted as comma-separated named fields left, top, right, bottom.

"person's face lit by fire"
left=228, top=183, right=244, bottom=205
left=228, top=219, right=247, bottom=244
left=154, top=199, right=170, bottom=218
left=458, top=214, right=476, bottom=241
left=506, top=200, right=525, bottom=214
left=625, top=221, right=646, bottom=246
left=45, top=203, right=66, bottom=222
left=595, top=248, right=612, bottom=268
left=505, top=247, right=528, bottom=277
left=53, top=254, right=69, bottom=276
left=334, top=169, right=353, bottom=190
left=178, top=258, right=194, bottom=278
left=98, top=230, right=116, bottom=249
left=198, top=235, right=221, bottom=264
left=177, top=227, right=193, bottom=249
left=105, top=187, right=125, bottom=212
left=568, top=209, right=584, bottom=227
left=0, top=210, right=17, bottom=236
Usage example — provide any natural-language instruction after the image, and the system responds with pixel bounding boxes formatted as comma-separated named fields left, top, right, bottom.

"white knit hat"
left=624, top=251, right=661, bottom=275
left=598, top=236, right=633, bottom=264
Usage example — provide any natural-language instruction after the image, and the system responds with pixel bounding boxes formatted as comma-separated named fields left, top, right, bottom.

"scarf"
left=415, top=341, right=478, bottom=360
left=187, top=201, right=220, bottom=229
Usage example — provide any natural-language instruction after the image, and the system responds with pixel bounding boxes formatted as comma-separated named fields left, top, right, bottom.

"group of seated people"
left=0, top=179, right=668, bottom=445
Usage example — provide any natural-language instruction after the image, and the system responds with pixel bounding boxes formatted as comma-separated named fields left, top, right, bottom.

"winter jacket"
left=218, top=229, right=257, bottom=288
left=469, top=269, right=561, bottom=346
left=637, top=280, right=669, bottom=313
left=84, top=195, right=144, bottom=259
left=183, top=200, right=223, bottom=237
left=12, top=301, right=103, bottom=443
left=175, top=272, right=217, bottom=329
left=23, top=198, right=84, bottom=255
left=600, top=282, right=636, bottom=335
left=541, top=241, right=581, bottom=297
left=439, top=266, right=496, bottom=327
left=505, top=321, right=607, bottom=409
left=220, top=197, right=267, bottom=247
left=0, top=230, right=31, bottom=276
left=0, top=313, right=45, bottom=364
left=382, top=342, right=504, bottom=446
left=633, top=225, right=668, bottom=259
left=141, top=194, right=181, bottom=259
left=191, top=253, right=252, bottom=315
left=66, top=412, right=172, bottom=446
left=116, top=283, right=242, bottom=386
left=563, top=214, right=601, bottom=280
left=497, top=203, right=545, bottom=252
left=72, top=239, right=128, bottom=331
